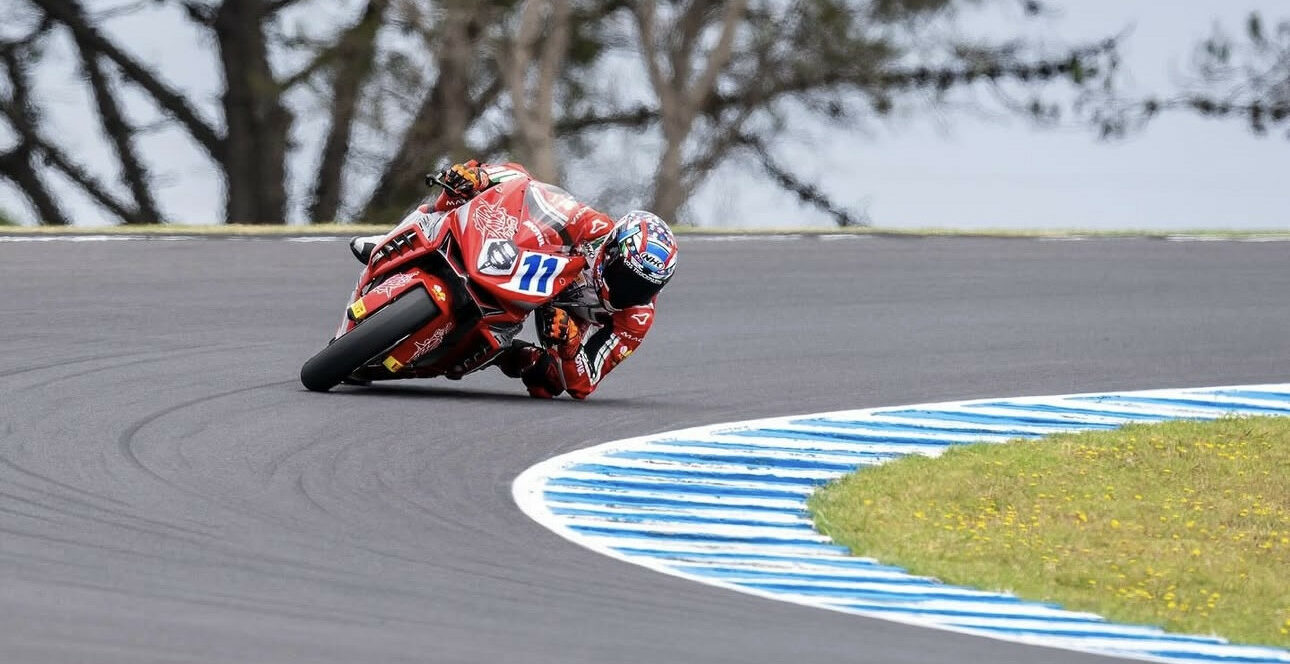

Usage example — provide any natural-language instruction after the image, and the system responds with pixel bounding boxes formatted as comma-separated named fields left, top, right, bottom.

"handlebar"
left=424, top=171, right=468, bottom=199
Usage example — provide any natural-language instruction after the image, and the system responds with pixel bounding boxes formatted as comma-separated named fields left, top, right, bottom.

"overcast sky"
left=2, top=1, right=1287, bottom=230
left=859, top=0, right=1290, bottom=230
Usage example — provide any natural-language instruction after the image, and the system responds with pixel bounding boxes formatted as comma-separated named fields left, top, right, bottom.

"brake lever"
left=425, top=172, right=467, bottom=198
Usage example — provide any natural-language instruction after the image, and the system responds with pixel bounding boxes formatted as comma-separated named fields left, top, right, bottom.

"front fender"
left=347, top=268, right=452, bottom=324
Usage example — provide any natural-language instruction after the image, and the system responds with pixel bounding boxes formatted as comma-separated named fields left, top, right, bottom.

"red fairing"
left=322, top=159, right=647, bottom=398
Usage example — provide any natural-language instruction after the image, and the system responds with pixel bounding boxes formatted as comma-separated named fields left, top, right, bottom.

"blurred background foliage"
left=0, top=0, right=1285, bottom=226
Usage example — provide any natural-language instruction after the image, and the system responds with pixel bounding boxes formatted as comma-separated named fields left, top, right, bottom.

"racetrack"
left=2, top=236, right=1288, bottom=664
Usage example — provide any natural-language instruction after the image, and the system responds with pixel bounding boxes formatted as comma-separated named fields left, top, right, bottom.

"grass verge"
left=809, top=416, right=1290, bottom=648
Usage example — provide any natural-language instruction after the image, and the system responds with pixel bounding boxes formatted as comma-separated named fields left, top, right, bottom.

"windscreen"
left=522, top=182, right=580, bottom=239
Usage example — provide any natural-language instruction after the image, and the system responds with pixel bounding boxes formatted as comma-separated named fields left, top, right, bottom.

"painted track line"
left=513, top=384, right=1290, bottom=664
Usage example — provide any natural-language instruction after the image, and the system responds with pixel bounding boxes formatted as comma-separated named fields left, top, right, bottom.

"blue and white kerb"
left=514, top=384, right=1290, bottom=664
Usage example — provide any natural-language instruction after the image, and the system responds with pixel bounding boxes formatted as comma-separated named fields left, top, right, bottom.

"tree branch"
left=631, top=2, right=676, bottom=118
left=685, top=0, right=747, bottom=113
left=308, top=0, right=389, bottom=221
left=735, top=133, right=868, bottom=227
left=0, top=146, right=68, bottom=225
left=32, top=0, right=225, bottom=160
left=77, top=47, right=164, bottom=223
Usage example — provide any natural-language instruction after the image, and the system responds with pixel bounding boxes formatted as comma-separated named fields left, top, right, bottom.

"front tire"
left=300, top=287, right=438, bottom=392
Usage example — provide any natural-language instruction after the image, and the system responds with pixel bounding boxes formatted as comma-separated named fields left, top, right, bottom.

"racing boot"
left=495, top=340, right=544, bottom=378
left=349, top=235, right=383, bottom=264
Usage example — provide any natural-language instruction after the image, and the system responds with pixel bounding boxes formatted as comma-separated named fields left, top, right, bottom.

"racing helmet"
left=591, top=211, right=678, bottom=310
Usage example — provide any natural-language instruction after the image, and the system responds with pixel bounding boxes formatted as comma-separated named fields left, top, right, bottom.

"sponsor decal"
left=574, top=354, right=588, bottom=377
left=590, top=218, right=609, bottom=235
left=431, top=284, right=447, bottom=302
left=370, top=272, right=415, bottom=298
left=628, top=264, right=667, bottom=285
left=522, top=220, right=547, bottom=246
left=580, top=234, right=608, bottom=257
left=410, top=322, right=454, bottom=362
left=617, top=330, right=644, bottom=344
left=472, top=198, right=519, bottom=239
left=630, top=312, right=651, bottom=326
left=477, top=238, right=520, bottom=276
left=638, top=251, right=665, bottom=270
left=348, top=300, right=367, bottom=320
left=382, top=356, right=404, bottom=372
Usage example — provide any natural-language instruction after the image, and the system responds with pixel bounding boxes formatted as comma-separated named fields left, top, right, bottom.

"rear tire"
left=300, top=287, right=438, bottom=392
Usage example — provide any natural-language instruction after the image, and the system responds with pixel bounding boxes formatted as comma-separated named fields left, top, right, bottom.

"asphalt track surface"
left=2, top=236, right=1288, bottom=664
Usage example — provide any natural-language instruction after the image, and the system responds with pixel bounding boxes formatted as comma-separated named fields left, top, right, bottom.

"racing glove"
left=439, top=160, right=490, bottom=199
left=537, top=306, right=583, bottom=361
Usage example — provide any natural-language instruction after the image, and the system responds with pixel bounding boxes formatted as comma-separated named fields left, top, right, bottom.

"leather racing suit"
left=432, top=161, right=657, bottom=400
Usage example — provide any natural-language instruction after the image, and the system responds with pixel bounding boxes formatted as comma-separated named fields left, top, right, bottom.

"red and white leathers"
left=432, top=161, right=657, bottom=400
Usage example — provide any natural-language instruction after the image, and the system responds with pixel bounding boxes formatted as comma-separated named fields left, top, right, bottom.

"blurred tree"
left=1, top=0, right=1117, bottom=226
left=303, top=0, right=392, bottom=222
left=357, top=0, right=509, bottom=221
left=622, top=0, right=1118, bottom=224
left=1, top=9, right=163, bottom=224
left=1, top=27, right=72, bottom=226
left=632, top=0, right=747, bottom=224
left=1088, top=12, right=1290, bottom=140
left=20, top=0, right=297, bottom=223
left=496, top=0, right=572, bottom=182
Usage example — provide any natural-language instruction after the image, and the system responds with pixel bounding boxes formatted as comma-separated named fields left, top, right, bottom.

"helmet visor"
left=603, top=258, right=665, bottom=309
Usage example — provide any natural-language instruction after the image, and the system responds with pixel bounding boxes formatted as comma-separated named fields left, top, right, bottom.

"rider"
left=348, top=160, right=678, bottom=400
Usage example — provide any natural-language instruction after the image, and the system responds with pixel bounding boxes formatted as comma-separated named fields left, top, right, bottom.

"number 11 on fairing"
left=506, top=252, right=567, bottom=295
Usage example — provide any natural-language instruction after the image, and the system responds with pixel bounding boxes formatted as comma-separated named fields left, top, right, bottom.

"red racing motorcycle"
left=300, top=176, right=590, bottom=392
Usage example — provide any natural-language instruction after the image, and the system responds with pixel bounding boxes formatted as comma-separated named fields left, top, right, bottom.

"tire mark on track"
left=115, top=380, right=297, bottom=495
left=0, top=456, right=133, bottom=510
left=0, top=514, right=446, bottom=606
left=19, top=343, right=274, bottom=391
left=14, top=572, right=444, bottom=628
left=0, top=348, right=200, bottom=380
left=107, top=379, right=525, bottom=588
left=0, top=464, right=214, bottom=538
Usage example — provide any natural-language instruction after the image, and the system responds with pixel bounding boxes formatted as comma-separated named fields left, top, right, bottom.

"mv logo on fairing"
left=473, top=199, right=519, bottom=239
left=478, top=239, right=519, bottom=276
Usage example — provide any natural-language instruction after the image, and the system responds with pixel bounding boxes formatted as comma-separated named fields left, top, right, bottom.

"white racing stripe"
left=514, top=383, right=1290, bottom=664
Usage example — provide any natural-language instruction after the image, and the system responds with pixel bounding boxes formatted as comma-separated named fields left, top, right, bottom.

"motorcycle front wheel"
left=300, top=287, right=438, bottom=392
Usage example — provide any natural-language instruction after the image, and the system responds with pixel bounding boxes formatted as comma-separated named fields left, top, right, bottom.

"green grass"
left=1, top=223, right=1288, bottom=239
left=809, top=416, right=1290, bottom=648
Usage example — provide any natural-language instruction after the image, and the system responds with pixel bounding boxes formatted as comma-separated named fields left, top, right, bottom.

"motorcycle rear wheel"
left=300, top=287, right=438, bottom=392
